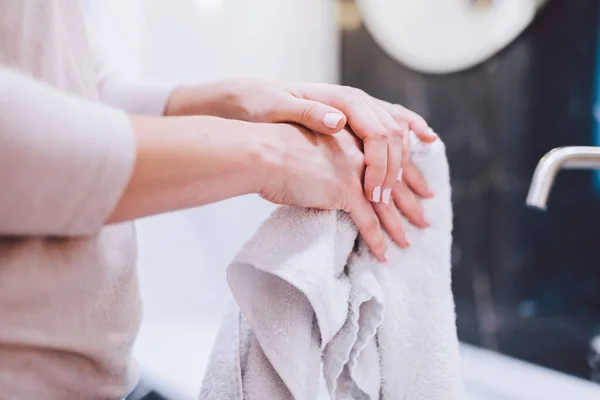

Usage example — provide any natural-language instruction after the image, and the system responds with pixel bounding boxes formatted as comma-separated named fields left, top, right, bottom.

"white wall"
left=140, top=0, right=339, bottom=84
left=89, top=0, right=340, bottom=318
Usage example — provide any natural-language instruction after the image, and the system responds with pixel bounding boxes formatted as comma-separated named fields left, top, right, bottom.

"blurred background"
left=86, top=0, right=600, bottom=399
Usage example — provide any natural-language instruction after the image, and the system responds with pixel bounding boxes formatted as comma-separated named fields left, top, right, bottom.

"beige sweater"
left=0, top=1, right=173, bottom=398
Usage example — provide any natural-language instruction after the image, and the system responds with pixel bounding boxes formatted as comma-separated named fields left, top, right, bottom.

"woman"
left=0, top=1, right=437, bottom=398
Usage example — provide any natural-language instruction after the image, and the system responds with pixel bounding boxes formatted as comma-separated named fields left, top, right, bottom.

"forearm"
left=108, top=115, right=268, bottom=223
left=164, top=81, right=250, bottom=120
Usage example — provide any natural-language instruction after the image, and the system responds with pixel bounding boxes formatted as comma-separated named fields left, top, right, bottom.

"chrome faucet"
left=526, top=146, right=600, bottom=210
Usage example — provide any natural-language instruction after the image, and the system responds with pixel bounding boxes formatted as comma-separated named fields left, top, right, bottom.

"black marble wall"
left=341, top=0, right=600, bottom=380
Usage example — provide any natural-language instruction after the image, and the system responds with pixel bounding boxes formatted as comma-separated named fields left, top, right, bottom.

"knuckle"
left=392, top=104, right=407, bottom=117
left=364, top=216, right=380, bottom=233
left=342, top=85, right=363, bottom=97
left=392, top=105, right=428, bottom=127
left=387, top=217, right=403, bottom=233
left=300, top=102, right=319, bottom=122
left=348, top=97, right=366, bottom=111
left=406, top=200, right=420, bottom=215
left=403, top=191, right=420, bottom=209
left=410, top=113, right=428, bottom=127
left=367, top=128, right=388, bottom=142
left=371, top=164, right=387, bottom=176
left=375, top=236, right=387, bottom=251
left=390, top=126, right=405, bottom=141
left=350, top=86, right=366, bottom=96
left=392, top=185, right=404, bottom=199
left=348, top=147, right=365, bottom=164
left=263, top=103, right=284, bottom=122
left=351, top=153, right=365, bottom=169
left=383, top=175, right=398, bottom=188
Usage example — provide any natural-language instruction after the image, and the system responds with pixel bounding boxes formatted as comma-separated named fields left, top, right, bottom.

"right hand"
left=257, top=124, right=389, bottom=261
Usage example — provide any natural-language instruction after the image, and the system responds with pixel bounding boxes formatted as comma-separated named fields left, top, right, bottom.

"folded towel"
left=199, top=136, right=464, bottom=400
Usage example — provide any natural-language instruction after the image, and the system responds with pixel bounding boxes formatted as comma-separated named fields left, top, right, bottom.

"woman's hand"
left=112, top=115, right=391, bottom=261
left=257, top=124, right=389, bottom=261
left=372, top=161, right=434, bottom=248
left=165, top=79, right=436, bottom=237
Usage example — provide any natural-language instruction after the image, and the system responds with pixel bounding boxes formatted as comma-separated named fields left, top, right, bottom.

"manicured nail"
left=323, top=113, right=343, bottom=129
left=426, top=127, right=438, bottom=139
left=396, top=168, right=403, bottom=182
left=372, top=186, right=381, bottom=202
left=421, top=216, right=431, bottom=227
left=382, top=188, right=392, bottom=205
left=406, top=131, right=414, bottom=145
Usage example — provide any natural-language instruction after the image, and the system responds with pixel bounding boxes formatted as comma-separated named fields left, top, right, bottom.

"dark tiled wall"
left=342, top=0, right=600, bottom=379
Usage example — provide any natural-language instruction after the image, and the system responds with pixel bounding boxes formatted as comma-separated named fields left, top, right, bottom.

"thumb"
left=273, top=98, right=347, bottom=134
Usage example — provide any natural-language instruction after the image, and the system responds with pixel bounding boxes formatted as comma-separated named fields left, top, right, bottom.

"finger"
left=374, top=198, right=409, bottom=248
left=370, top=102, right=406, bottom=204
left=346, top=194, right=388, bottom=261
left=378, top=100, right=437, bottom=143
left=342, top=101, right=389, bottom=203
left=363, top=133, right=388, bottom=204
left=321, top=90, right=389, bottom=203
left=398, top=129, right=412, bottom=183
left=272, top=97, right=347, bottom=134
left=403, top=160, right=434, bottom=198
left=397, top=104, right=433, bottom=140
left=392, top=181, right=430, bottom=228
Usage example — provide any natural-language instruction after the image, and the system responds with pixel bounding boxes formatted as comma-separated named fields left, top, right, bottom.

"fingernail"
left=406, top=131, right=414, bottom=145
left=382, top=188, right=392, bottom=205
left=372, top=186, right=381, bottom=202
left=426, top=127, right=438, bottom=139
left=395, top=237, right=408, bottom=248
left=396, top=168, right=403, bottom=182
left=323, top=113, right=343, bottom=129
left=421, top=216, right=431, bottom=227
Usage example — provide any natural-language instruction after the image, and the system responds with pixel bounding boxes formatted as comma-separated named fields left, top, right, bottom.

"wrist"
left=130, top=115, right=272, bottom=200
left=164, top=81, right=248, bottom=120
left=250, top=123, right=309, bottom=197
left=229, top=120, right=280, bottom=196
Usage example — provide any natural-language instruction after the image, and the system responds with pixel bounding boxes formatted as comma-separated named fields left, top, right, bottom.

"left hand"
left=166, top=79, right=437, bottom=247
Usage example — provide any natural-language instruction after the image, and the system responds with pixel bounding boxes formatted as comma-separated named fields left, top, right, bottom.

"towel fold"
left=200, top=136, right=464, bottom=400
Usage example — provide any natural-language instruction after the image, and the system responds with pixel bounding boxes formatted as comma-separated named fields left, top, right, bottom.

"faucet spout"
left=526, top=146, right=600, bottom=210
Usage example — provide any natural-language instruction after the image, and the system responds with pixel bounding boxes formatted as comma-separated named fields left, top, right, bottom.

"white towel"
left=199, top=136, right=464, bottom=400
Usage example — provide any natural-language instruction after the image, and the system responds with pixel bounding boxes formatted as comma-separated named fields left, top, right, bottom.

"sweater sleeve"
left=0, top=68, right=136, bottom=237
left=95, top=60, right=175, bottom=116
